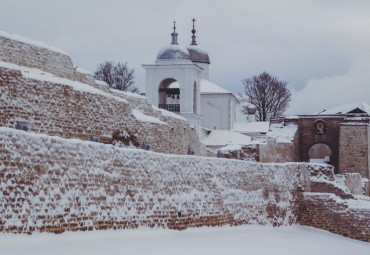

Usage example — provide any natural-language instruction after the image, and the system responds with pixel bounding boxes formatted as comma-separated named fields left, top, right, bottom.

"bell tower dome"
left=186, top=18, right=210, bottom=80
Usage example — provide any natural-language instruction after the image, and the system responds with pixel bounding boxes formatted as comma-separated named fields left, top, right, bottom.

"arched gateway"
left=308, top=143, right=333, bottom=164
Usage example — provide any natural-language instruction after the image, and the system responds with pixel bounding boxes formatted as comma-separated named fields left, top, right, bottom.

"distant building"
left=280, top=101, right=370, bottom=178
left=142, top=20, right=238, bottom=135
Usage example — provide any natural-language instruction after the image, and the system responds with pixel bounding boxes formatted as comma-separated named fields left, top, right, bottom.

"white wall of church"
left=201, top=94, right=236, bottom=130
left=195, top=62, right=209, bottom=80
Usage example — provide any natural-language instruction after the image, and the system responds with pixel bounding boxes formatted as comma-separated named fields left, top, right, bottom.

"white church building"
left=143, top=20, right=239, bottom=136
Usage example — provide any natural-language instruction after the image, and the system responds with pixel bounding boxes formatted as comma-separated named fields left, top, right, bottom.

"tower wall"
left=339, top=123, right=370, bottom=179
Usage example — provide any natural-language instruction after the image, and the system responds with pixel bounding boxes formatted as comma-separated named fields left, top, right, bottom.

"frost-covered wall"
left=339, top=123, right=370, bottom=179
left=220, top=124, right=299, bottom=163
left=0, top=128, right=310, bottom=234
left=298, top=164, right=370, bottom=242
left=0, top=33, right=104, bottom=90
left=0, top=33, right=206, bottom=156
left=298, top=193, right=370, bottom=242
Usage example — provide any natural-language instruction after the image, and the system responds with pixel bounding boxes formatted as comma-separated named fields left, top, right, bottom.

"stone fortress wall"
left=339, top=123, right=370, bottom=179
left=1, top=128, right=369, bottom=241
left=0, top=33, right=103, bottom=90
left=0, top=33, right=369, bottom=242
left=0, top=128, right=308, bottom=234
left=0, top=34, right=206, bottom=156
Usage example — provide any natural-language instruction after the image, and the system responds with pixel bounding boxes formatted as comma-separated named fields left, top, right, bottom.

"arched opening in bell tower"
left=158, top=78, right=180, bottom=112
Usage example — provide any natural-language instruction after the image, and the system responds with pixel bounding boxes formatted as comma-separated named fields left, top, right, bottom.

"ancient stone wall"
left=298, top=193, right=370, bottom=242
left=0, top=128, right=309, bottom=234
left=339, top=123, right=369, bottom=179
left=0, top=34, right=206, bottom=156
left=298, top=164, right=370, bottom=242
left=0, top=35, right=74, bottom=78
left=220, top=139, right=298, bottom=164
left=260, top=139, right=299, bottom=163
left=221, top=144, right=260, bottom=162
left=0, top=34, right=105, bottom=91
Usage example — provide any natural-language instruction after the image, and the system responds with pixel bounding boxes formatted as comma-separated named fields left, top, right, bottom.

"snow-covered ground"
left=0, top=225, right=369, bottom=255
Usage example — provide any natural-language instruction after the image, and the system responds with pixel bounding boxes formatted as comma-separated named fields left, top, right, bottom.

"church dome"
left=187, top=45, right=210, bottom=64
left=156, top=45, right=191, bottom=61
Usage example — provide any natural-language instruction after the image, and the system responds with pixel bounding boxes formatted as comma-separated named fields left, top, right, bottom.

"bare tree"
left=94, top=61, right=139, bottom=93
left=239, top=72, right=291, bottom=121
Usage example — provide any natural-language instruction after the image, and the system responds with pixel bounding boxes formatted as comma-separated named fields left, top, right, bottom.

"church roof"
left=200, top=79, right=231, bottom=94
left=187, top=45, right=210, bottom=64
left=316, top=101, right=370, bottom=115
left=201, top=129, right=251, bottom=146
left=156, top=45, right=191, bottom=62
left=156, top=21, right=192, bottom=62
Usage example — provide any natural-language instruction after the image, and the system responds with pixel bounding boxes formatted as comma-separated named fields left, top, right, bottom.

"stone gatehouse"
left=282, top=109, right=370, bottom=178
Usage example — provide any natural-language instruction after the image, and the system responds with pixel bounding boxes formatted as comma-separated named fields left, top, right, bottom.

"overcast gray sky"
left=1, top=0, right=370, bottom=114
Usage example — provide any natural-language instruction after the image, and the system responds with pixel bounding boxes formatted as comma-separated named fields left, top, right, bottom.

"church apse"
left=158, top=78, right=180, bottom=112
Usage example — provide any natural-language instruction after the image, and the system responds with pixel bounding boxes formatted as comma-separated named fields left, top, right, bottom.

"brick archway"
left=298, top=117, right=345, bottom=174
left=308, top=143, right=333, bottom=165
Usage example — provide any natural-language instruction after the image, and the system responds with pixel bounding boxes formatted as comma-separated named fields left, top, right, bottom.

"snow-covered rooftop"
left=233, top=121, right=270, bottom=134
left=316, top=101, right=370, bottom=115
left=200, top=79, right=231, bottom=94
left=201, top=130, right=251, bottom=146
left=156, top=45, right=191, bottom=62
left=267, top=123, right=297, bottom=143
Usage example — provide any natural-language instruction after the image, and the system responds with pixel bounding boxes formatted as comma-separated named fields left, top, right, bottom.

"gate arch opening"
left=308, top=143, right=332, bottom=164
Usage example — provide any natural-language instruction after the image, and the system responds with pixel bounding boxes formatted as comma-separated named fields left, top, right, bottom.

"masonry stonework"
left=298, top=193, right=370, bottom=242
left=0, top=35, right=206, bottom=156
left=0, top=35, right=106, bottom=92
left=339, top=123, right=370, bottom=179
left=259, top=139, right=299, bottom=163
left=0, top=128, right=309, bottom=234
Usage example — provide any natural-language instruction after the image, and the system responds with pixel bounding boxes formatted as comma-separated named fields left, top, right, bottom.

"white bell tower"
left=143, top=20, right=210, bottom=134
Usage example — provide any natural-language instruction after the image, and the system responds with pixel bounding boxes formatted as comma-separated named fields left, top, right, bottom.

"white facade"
left=200, top=79, right=238, bottom=130
left=142, top=23, right=238, bottom=135
left=143, top=60, right=203, bottom=133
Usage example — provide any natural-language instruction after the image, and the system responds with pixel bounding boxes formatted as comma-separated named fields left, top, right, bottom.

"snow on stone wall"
left=0, top=64, right=205, bottom=156
left=339, top=123, right=370, bottom=179
left=298, top=193, right=370, bottom=242
left=219, top=124, right=299, bottom=163
left=298, top=164, right=370, bottom=242
left=0, top=33, right=103, bottom=90
left=0, top=128, right=310, bottom=234
left=0, top=33, right=206, bottom=156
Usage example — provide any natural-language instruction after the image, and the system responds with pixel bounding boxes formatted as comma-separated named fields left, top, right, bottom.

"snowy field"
left=0, top=225, right=369, bottom=255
